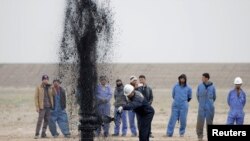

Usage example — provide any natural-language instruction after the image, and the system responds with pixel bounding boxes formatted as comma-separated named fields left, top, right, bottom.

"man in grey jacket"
left=112, top=79, right=128, bottom=136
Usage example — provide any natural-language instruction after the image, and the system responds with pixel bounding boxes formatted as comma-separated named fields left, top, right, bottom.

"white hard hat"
left=124, top=84, right=134, bottom=96
left=130, top=76, right=137, bottom=83
left=234, top=77, right=243, bottom=85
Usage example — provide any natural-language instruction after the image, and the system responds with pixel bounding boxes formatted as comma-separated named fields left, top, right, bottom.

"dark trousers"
left=137, top=109, right=154, bottom=141
left=35, top=108, right=51, bottom=135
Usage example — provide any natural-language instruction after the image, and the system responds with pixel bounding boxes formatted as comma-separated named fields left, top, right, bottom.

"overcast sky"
left=0, top=0, right=250, bottom=63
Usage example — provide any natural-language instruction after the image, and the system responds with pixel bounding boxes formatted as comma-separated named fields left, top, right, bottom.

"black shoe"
left=112, top=134, right=119, bottom=136
left=53, top=133, right=59, bottom=138
left=121, top=134, right=126, bottom=137
left=34, top=135, right=39, bottom=139
left=166, top=134, right=172, bottom=137
left=131, top=134, right=137, bottom=137
left=41, top=133, right=47, bottom=138
left=150, top=134, right=154, bottom=138
left=64, top=134, right=71, bottom=138
left=94, top=132, right=100, bottom=137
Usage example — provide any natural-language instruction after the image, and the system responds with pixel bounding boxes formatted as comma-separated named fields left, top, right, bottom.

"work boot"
left=150, top=133, right=154, bottom=138
left=131, top=134, right=137, bottom=137
left=104, top=134, right=109, bottom=138
left=34, top=134, right=39, bottom=139
left=166, top=134, right=172, bottom=137
left=53, top=133, right=59, bottom=138
left=64, top=134, right=71, bottom=138
left=94, top=132, right=100, bottom=137
left=41, top=133, right=47, bottom=138
left=53, top=135, right=59, bottom=138
left=121, top=134, right=126, bottom=137
left=112, top=134, right=119, bottom=136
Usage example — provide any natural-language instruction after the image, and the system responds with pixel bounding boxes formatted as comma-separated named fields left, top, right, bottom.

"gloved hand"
left=117, top=106, right=123, bottom=113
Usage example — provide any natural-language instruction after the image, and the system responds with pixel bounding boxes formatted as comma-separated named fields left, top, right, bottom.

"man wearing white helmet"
left=226, top=77, right=246, bottom=125
left=117, top=84, right=154, bottom=141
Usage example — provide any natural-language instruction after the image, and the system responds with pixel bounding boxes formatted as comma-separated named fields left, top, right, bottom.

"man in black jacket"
left=138, top=75, right=154, bottom=138
left=49, top=79, right=71, bottom=138
left=118, top=84, right=154, bottom=141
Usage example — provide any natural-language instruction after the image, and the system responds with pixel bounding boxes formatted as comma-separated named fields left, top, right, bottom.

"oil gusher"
left=60, top=0, right=116, bottom=140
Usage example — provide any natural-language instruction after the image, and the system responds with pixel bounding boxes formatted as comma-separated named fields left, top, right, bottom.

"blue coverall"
left=128, top=110, right=137, bottom=135
left=114, top=108, right=128, bottom=135
left=166, top=83, right=192, bottom=136
left=49, top=87, right=70, bottom=137
left=196, top=82, right=216, bottom=139
left=96, top=84, right=112, bottom=136
left=128, top=85, right=138, bottom=136
left=227, top=89, right=246, bottom=125
left=123, top=91, right=154, bottom=141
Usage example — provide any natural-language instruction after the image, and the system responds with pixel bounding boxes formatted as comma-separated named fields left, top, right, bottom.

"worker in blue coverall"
left=196, top=73, right=216, bottom=141
left=117, top=84, right=154, bottom=141
left=112, top=79, right=128, bottom=136
left=166, top=74, right=192, bottom=137
left=127, top=76, right=138, bottom=137
left=49, top=79, right=71, bottom=138
left=95, top=76, right=112, bottom=137
left=227, top=77, right=246, bottom=125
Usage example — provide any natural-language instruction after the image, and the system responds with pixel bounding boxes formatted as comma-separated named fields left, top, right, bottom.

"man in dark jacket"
left=49, top=79, right=71, bottom=138
left=138, top=75, right=153, bottom=105
left=138, top=75, right=154, bottom=137
left=118, top=84, right=155, bottom=141
left=112, top=79, right=128, bottom=136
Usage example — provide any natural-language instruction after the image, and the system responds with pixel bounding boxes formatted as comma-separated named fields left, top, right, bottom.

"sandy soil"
left=0, top=88, right=249, bottom=141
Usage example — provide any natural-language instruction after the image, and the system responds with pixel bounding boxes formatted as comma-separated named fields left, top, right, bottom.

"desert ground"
left=0, top=64, right=250, bottom=141
left=0, top=88, right=249, bottom=141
